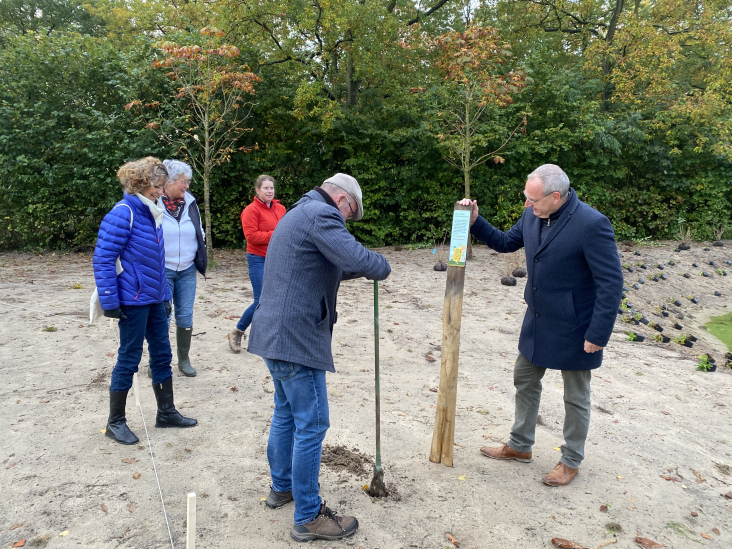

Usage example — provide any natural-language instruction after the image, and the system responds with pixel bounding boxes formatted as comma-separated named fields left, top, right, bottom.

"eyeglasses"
left=344, top=195, right=356, bottom=219
left=523, top=190, right=555, bottom=205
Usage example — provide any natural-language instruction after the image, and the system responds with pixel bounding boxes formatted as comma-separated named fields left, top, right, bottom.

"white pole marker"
left=133, top=372, right=140, bottom=406
left=186, top=492, right=196, bottom=549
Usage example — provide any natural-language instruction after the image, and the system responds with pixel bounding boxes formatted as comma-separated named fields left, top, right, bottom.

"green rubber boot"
left=176, top=326, right=196, bottom=377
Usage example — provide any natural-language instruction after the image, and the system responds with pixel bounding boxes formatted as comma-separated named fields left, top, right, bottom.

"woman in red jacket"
left=228, top=175, right=286, bottom=353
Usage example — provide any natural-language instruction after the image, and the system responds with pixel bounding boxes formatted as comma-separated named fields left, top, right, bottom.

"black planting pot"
left=660, top=336, right=671, bottom=343
left=627, top=266, right=634, bottom=272
left=692, top=262, right=699, bottom=268
left=661, top=274, right=668, bottom=280
left=673, top=323, right=683, bottom=330
left=638, top=278, right=645, bottom=284
left=434, top=261, right=448, bottom=271
left=674, top=248, right=681, bottom=252
left=701, top=272, right=709, bottom=277
left=628, top=305, right=635, bottom=311
left=723, top=271, right=728, bottom=276
left=632, top=319, right=639, bottom=325
left=618, top=253, right=624, bottom=258
left=703, top=247, right=710, bottom=251
left=654, top=325, right=663, bottom=332
left=688, top=335, right=698, bottom=342
left=623, top=286, right=630, bottom=292
left=714, top=291, right=722, bottom=297
left=512, top=267, right=527, bottom=278
left=501, top=276, right=517, bottom=286
left=691, top=297, right=699, bottom=304
left=683, top=273, right=691, bottom=279
left=652, top=276, right=659, bottom=282
left=668, top=260, right=675, bottom=266
left=641, top=264, right=647, bottom=269
left=727, top=260, right=732, bottom=265
left=726, top=352, right=732, bottom=360
left=634, top=251, right=641, bottom=256
left=713, top=241, right=724, bottom=247
left=632, top=333, right=645, bottom=342
left=710, top=261, right=716, bottom=266
left=679, top=243, right=691, bottom=250
left=706, top=364, right=717, bottom=372
left=617, top=309, right=624, bottom=315
left=662, top=311, right=669, bottom=317
left=633, top=284, right=640, bottom=290
left=673, top=300, right=682, bottom=306
left=683, top=341, right=694, bottom=348
left=640, top=317, right=649, bottom=325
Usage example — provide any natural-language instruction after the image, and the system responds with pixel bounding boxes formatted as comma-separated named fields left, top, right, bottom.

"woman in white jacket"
left=160, top=159, right=207, bottom=377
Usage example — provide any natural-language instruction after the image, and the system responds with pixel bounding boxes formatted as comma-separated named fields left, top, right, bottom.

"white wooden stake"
left=133, top=373, right=140, bottom=406
left=186, top=492, right=196, bottom=549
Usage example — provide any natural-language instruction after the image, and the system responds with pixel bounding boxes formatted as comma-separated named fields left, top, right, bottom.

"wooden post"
left=429, top=203, right=472, bottom=467
left=186, top=492, right=196, bottom=549
left=132, top=373, right=140, bottom=406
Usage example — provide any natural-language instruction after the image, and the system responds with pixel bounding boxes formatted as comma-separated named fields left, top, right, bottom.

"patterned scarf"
left=162, top=193, right=185, bottom=221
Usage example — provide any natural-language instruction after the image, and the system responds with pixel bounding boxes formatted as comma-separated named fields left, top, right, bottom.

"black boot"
left=176, top=326, right=196, bottom=377
left=105, top=390, right=139, bottom=445
left=152, top=377, right=198, bottom=428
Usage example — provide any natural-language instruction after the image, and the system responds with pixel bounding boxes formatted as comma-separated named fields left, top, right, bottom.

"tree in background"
left=432, top=26, right=529, bottom=207
left=127, top=27, right=260, bottom=259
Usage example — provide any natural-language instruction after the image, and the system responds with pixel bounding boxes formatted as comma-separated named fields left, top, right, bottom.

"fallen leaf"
left=725, top=492, right=732, bottom=498
left=106, top=352, right=115, bottom=357
left=362, top=484, right=368, bottom=490
left=59, top=531, right=69, bottom=536
left=691, top=511, right=698, bottom=517
left=700, top=533, right=710, bottom=540
left=101, top=503, right=108, bottom=514
left=121, top=458, right=138, bottom=464
left=634, top=537, right=664, bottom=548
left=100, top=429, right=106, bottom=434
left=230, top=386, right=238, bottom=392
left=12, top=540, right=25, bottom=548
left=661, top=411, right=670, bottom=415
left=551, top=538, right=585, bottom=549
left=458, top=475, right=466, bottom=481
left=10, top=524, right=23, bottom=530
left=617, top=475, right=623, bottom=480
left=659, top=475, right=680, bottom=482
left=713, top=528, right=720, bottom=535
left=127, top=502, right=138, bottom=513
left=185, top=448, right=192, bottom=453
left=553, top=447, right=560, bottom=451
left=600, top=505, right=608, bottom=512
left=132, top=472, right=141, bottom=479
left=429, top=387, right=438, bottom=393
left=260, top=497, right=266, bottom=501
left=446, top=532, right=460, bottom=548
left=39, top=400, right=49, bottom=403
left=425, top=355, right=435, bottom=362
left=692, top=469, right=706, bottom=483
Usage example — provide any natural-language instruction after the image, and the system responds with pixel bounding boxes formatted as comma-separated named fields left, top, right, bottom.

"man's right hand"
left=103, top=308, right=128, bottom=320
left=457, top=198, right=479, bottom=225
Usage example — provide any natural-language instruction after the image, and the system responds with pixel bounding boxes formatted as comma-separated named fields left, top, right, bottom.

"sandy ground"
left=1, top=241, right=732, bottom=549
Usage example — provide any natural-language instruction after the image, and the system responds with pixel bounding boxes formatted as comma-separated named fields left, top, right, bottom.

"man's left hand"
left=584, top=341, right=603, bottom=353
left=164, top=300, right=172, bottom=317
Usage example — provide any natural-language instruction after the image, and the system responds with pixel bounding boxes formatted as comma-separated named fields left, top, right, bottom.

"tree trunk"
left=203, top=126, right=213, bottom=261
left=602, top=0, right=625, bottom=104
left=464, top=99, right=473, bottom=260
left=346, top=51, right=360, bottom=107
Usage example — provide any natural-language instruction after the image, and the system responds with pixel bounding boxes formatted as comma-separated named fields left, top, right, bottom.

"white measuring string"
left=134, top=384, right=176, bottom=549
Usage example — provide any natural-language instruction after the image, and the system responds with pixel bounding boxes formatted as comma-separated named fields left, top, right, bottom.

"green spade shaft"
left=374, top=279, right=382, bottom=472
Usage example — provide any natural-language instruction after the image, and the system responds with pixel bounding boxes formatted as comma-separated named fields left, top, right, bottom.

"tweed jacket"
left=93, top=193, right=171, bottom=310
left=247, top=189, right=391, bottom=371
left=471, top=189, right=623, bottom=370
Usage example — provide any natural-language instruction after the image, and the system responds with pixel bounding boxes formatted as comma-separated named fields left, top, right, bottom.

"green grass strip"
left=706, top=311, right=732, bottom=352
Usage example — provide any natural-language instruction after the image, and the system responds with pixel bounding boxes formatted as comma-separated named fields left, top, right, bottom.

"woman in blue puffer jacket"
left=93, top=157, right=197, bottom=445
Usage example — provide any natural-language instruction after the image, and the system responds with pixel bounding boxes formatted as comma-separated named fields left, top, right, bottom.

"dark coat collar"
left=313, top=187, right=339, bottom=210
left=534, top=188, right=579, bottom=254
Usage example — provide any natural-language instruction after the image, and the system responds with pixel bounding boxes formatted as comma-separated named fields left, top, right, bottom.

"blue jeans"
left=236, top=253, right=265, bottom=332
left=165, top=264, right=198, bottom=328
left=264, top=358, right=329, bottom=525
left=111, top=302, right=173, bottom=391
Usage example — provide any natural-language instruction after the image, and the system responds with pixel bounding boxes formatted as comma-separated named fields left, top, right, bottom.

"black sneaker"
left=290, top=503, right=358, bottom=542
left=265, top=487, right=293, bottom=509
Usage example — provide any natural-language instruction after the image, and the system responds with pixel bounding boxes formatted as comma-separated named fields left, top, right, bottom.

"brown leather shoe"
left=542, top=461, right=579, bottom=486
left=480, top=443, right=532, bottom=463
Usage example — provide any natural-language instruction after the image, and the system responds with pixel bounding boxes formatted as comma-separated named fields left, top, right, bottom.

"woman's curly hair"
left=117, top=157, right=168, bottom=195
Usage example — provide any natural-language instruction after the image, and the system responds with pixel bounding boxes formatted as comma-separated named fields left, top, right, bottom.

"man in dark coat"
left=460, top=164, right=623, bottom=486
left=248, top=173, right=391, bottom=541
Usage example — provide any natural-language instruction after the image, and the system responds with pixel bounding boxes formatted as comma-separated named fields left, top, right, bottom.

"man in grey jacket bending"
left=248, top=173, right=391, bottom=542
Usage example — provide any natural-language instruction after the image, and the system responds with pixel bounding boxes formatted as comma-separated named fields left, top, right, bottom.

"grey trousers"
left=507, top=353, right=592, bottom=469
